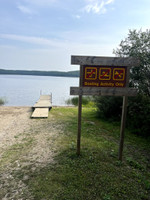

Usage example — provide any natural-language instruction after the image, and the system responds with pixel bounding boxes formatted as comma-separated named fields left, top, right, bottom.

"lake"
left=0, top=75, right=79, bottom=106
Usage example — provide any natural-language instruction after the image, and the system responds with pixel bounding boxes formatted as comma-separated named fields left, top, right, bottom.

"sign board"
left=70, top=87, right=137, bottom=96
left=82, top=65, right=127, bottom=87
left=71, top=55, right=139, bottom=66
left=70, top=55, right=140, bottom=161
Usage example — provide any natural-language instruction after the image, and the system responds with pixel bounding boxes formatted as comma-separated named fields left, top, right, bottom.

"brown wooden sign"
left=71, top=55, right=140, bottom=66
left=82, top=65, right=127, bottom=88
left=70, top=55, right=140, bottom=161
left=70, top=87, right=137, bottom=96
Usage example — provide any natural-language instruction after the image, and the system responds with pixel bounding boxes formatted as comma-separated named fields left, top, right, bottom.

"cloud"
left=85, top=2, right=106, bottom=14
left=0, top=29, right=117, bottom=49
left=0, top=31, right=116, bottom=70
left=105, top=0, right=114, bottom=4
left=17, top=5, right=35, bottom=14
left=74, top=15, right=81, bottom=19
left=0, top=34, right=67, bottom=48
left=17, top=0, right=57, bottom=15
left=0, top=42, right=114, bottom=71
left=24, top=0, right=57, bottom=7
left=83, top=0, right=114, bottom=14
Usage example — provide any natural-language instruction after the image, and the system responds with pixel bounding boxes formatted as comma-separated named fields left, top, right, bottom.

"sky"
left=0, top=0, right=150, bottom=71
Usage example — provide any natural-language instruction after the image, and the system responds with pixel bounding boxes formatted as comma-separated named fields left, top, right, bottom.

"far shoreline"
left=0, top=69, right=79, bottom=78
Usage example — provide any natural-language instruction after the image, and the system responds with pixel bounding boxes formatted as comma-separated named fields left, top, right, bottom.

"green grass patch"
left=0, top=136, right=34, bottom=169
left=26, top=107, right=150, bottom=200
left=27, top=149, right=149, bottom=200
left=65, top=96, right=95, bottom=107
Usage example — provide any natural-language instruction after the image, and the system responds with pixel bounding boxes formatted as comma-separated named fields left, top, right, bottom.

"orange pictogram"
left=99, top=68, right=111, bottom=80
left=85, top=67, right=97, bottom=80
left=113, top=68, right=125, bottom=81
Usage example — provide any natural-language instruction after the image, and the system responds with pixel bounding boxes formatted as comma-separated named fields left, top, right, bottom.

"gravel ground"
left=0, top=106, right=60, bottom=200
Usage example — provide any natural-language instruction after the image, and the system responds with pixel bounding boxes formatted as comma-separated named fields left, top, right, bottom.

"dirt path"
left=0, top=107, right=33, bottom=152
left=0, top=106, right=60, bottom=200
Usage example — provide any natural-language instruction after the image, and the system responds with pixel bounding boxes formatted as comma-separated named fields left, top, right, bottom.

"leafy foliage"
left=95, top=29, right=150, bottom=136
left=95, top=96, right=122, bottom=121
left=0, top=98, right=5, bottom=106
left=113, top=29, right=150, bottom=96
left=127, top=95, right=150, bottom=136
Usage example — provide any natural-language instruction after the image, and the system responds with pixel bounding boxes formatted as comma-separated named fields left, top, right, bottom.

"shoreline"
left=0, top=105, right=75, bottom=108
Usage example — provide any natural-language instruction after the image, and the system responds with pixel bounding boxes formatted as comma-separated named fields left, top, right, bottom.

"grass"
left=24, top=107, right=150, bottom=200
left=0, top=135, right=34, bottom=170
left=65, top=96, right=95, bottom=107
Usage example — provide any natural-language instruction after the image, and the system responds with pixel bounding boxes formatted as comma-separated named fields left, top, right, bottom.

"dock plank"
left=32, top=95, right=52, bottom=118
left=39, top=95, right=51, bottom=100
left=31, top=108, right=49, bottom=118
left=33, top=101, right=52, bottom=108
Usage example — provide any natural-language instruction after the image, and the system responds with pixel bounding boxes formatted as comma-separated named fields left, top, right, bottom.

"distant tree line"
left=0, top=69, right=79, bottom=77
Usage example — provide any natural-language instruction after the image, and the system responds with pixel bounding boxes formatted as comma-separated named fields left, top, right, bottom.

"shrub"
left=66, top=96, right=92, bottom=106
left=127, top=95, right=150, bottom=137
left=94, top=96, right=122, bottom=121
left=94, top=29, right=150, bottom=137
left=0, top=98, right=5, bottom=106
left=95, top=95, right=150, bottom=137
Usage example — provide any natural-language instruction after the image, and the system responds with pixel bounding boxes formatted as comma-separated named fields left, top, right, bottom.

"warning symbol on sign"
left=113, top=68, right=125, bottom=81
left=85, top=67, right=97, bottom=80
left=99, top=68, right=111, bottom=80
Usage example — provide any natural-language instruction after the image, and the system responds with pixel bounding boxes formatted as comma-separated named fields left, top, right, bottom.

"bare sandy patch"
left=0, top=106, right=60, bottom=199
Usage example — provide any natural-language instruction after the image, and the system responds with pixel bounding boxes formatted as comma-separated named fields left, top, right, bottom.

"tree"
left=95, top=29, right=150, bottom=136
left=113, top=29, right=150, bottom=96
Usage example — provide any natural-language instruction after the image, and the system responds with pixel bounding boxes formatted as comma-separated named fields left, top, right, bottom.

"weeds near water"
left=0, top=97, right=6, bottom=105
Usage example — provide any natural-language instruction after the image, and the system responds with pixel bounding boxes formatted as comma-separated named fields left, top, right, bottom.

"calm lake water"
left=0, top=75, right=79, bottom=106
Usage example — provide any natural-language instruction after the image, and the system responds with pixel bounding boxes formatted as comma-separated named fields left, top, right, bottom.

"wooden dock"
left=31, top=95, right=52, bottom=118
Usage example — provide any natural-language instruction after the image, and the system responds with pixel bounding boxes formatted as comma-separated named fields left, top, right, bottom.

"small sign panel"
left=83, top=66, right=127, bottom=87
left=113, top=68, right=125, bottom=81
left=99, top=68, right=111, bottom=80
left=85, top=67, right=97, bottom=80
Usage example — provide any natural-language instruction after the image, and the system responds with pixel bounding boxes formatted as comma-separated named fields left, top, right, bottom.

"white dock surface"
left=31, top=95, right=52, bottom=118
left=32, top=108, right=49, bottom=118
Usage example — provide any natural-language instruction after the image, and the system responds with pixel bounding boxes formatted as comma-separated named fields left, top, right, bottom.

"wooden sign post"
left=70, top=55, right=139, bottom=161
left=77, top=65, right=83, bottom=155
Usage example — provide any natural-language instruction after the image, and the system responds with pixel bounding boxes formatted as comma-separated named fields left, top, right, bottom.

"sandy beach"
left=0, top=106, right=59, bottom=199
